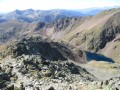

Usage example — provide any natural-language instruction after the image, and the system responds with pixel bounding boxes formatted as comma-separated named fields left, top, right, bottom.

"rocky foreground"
left=1, top=55, right=120, bottom=90
left=0, top=36, right=120, bottom=90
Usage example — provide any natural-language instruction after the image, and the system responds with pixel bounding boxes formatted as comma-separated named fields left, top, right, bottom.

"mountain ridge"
left=0, top=9, right=84, bottom=23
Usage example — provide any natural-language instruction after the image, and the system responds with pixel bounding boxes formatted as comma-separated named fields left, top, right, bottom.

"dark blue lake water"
left=85, top=51, right=114, bottom=63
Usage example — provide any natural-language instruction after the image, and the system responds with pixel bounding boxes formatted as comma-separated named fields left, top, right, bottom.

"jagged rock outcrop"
left=3, top=36, right=86, bottom=63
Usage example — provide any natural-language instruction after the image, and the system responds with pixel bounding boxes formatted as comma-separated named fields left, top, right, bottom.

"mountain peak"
left=14, top=9, right=22, bottom=14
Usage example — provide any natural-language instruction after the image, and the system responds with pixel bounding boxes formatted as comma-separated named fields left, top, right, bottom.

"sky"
left=0, top=0, right=120, bottom=12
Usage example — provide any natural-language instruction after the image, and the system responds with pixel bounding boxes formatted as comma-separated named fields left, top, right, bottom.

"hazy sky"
left=0, top=0, right=120, bottom=12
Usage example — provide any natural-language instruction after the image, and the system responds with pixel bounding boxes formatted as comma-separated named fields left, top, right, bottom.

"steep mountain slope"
left=0, top=19, right=26, bottom=44
left=23, top=17, right=82, bottom=38
left=99, top=35, right=120, bottom=63
left=0, top=16, right=88, bottom=45
left=62, top=8, right=120, bottom=48
left=60, top=8, right=120, bottom=63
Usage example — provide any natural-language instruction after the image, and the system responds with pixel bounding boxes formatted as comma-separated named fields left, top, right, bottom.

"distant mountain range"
left=76, top=6, right=120, bottom=15
left=0, top=9, right=84, bottom=23
left=0, top=7, right=117, bottom=23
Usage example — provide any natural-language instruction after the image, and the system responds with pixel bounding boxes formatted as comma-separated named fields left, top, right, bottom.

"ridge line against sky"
left=0, top=0, right=120, bottom=12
